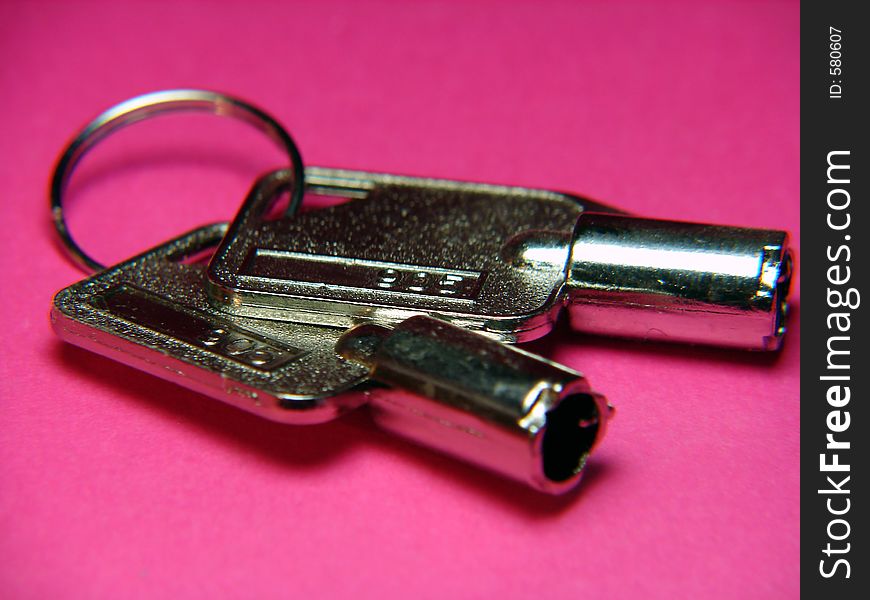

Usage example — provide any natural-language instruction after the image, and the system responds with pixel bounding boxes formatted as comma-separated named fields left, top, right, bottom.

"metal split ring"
left=50, top=89, right=304, bottom=272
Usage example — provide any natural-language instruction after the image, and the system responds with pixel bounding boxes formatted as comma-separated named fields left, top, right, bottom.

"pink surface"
left=0, top=1, right=800, bottom=598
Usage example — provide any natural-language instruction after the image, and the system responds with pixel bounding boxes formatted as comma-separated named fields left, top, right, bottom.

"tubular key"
left=208, top=166, right=792, bottom=350
left=51, top=224, right=610, bottom=493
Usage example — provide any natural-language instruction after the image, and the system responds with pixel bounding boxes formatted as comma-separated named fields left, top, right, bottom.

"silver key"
left=207, top=167, right=793, bottom=350
left=52, top=222, right=610, bottom=493
left=52, top=223, right=370, bottom=424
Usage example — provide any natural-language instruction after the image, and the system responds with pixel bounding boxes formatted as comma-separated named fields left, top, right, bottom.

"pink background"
left=1, top=1, right=800, bottom=598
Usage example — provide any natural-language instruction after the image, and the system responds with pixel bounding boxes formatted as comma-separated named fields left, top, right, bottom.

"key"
left=207, top=167, right=793, bottom=350
left=52, top=221, right=610, bottom=493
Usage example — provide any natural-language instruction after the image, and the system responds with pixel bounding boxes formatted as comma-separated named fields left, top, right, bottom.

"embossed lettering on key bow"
left=93, top=284, right=303, bottom=371
left=241, top=249, right=485, bottom=301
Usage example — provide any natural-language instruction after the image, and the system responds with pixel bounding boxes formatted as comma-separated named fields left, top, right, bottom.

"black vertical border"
left=801, top=1, right=867, bottom=596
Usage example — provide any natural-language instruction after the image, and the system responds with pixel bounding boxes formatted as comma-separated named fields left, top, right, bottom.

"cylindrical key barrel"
left=566, top=213, right=793, bottom=350
left=336, top=316, right=611, bottom=494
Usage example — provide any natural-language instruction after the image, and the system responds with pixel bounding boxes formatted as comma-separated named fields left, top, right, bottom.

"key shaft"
left=337, top=316, right=611, bottom=494
left=565, top=214, right=792, bottom=350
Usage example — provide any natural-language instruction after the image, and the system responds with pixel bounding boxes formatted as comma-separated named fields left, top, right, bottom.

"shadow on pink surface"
left=51, top=340, right=615, bottom=517
left=525, top=302, right=800, bottom=370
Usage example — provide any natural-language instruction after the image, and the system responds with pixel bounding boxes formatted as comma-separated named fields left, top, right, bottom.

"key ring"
left=50, top=89, right=305, bottom=273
